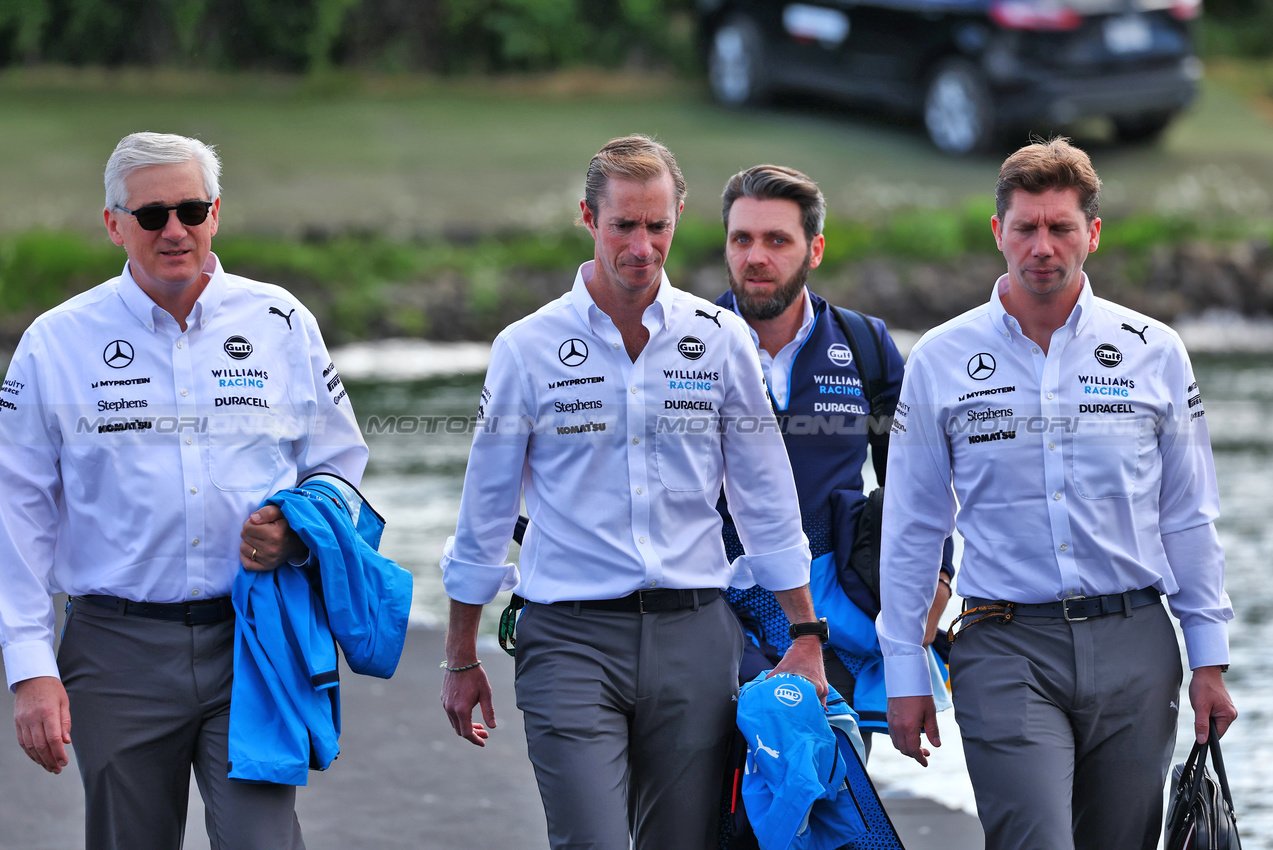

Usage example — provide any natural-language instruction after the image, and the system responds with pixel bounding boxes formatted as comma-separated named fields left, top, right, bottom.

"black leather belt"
left=552, top=587, right=720, bottom=614
left=966, top=587, right=1161, bottom=622
left=76, top=594, right=234, bottom=626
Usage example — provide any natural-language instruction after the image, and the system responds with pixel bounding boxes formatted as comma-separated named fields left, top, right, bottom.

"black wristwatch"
left=789, top=618, right=830, bottom=643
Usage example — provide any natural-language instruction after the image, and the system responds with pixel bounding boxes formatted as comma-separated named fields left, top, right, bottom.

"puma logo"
left=696, top=309, right=722, bottom=328
left=270, top=307, right=296, bottom=330
left=1121, top=323, right=1148, bottom=344
left=754, top=735, right=780, bottom=759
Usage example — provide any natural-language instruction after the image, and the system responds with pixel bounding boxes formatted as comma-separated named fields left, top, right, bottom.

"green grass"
left=3, top=65, right=1273, bottom=244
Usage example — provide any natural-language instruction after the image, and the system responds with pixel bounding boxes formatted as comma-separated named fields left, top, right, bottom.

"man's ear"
left=104, top=208, right=126, bottom=247
left=808, top=233, right=826, bottom=270
left=991, top=215, right=1004, bottom=252
left=580, top=199, right=597, bottom=239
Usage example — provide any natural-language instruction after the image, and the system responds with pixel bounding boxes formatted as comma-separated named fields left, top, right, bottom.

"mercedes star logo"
left=103, top=339, right=135, bottom=369
left=558, top=338, right=589, bottom=367
left=967, top=352, right=996, bottom=381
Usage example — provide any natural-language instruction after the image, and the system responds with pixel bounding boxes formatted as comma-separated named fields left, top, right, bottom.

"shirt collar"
left=115, top=252, right=227, bottom=333
left=729, top=286, right=816, bottom=353
left=568, top=260, right=673, bottom=335
left=989, top=272, right=1094, bottom=339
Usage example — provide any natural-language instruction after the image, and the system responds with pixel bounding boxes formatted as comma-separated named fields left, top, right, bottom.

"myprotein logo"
left=774, top=685, right=803, bottom=707
left=103, top=340, right=134, bottom=369
left=224, top=336, right=253, bottom=361
left=678, top=336, right=705, bottom=360
left=826, top=343, right=852, bottom=367
left=1094, top=343, right=1122, bottom=368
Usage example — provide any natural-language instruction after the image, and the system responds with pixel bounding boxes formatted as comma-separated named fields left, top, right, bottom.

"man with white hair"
left=0, top=132, right=367, bottom=849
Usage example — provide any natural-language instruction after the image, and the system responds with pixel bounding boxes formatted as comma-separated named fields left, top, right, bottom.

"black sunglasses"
left=114, top=201, right=213, bottom=231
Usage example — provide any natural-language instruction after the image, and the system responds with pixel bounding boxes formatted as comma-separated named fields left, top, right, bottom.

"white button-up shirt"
left=0, top=255, right=368, bottom=689
left=441, top=262, right=810, bottom=605
left=878, top=275, right=1232, bottom=696
left=731, top=287, right=816, bottom=409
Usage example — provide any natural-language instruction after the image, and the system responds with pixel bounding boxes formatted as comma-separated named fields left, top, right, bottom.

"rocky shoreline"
left=3, top=240, right=1272, bottom=359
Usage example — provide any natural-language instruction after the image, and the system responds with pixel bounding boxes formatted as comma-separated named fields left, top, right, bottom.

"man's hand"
left=440, top=600, right=496, bottom=747
left=769, top=636, right=829, bottom=702
left=887, top=694, right=941, bottom=767
left=1189, top=666, right=1237, bottom=743
left=441, top=666, right=496, bottom=747
left=13, top=677, right=71, bottom=774
left=239, top=505, right=307, bottom=571
left=923, top=578, right=953, bottom=647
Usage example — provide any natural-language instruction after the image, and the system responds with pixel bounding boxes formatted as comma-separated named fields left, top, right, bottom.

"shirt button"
left=181, top=389, right=189, bottom=397
left=613, top=343, right=620, bottom=350
left=639, top=537, right=647, bottom=544
left=632, top=437, right=640, bottom=445
left=1047, top=392, right=1054, bottom=400
left=1053, top=493, right=1061, bottom=501
left=630, top=386, right=637, bottom=394
left=1048, top=442, right=1056, bottom=451
left=1004, top=332, right=1010, bottom=339
left=1059, top=543, right=1068, bottom=552
left=636, top=487, right=643, bottom=495
left=191, top=589, right=200, bottom=597
left=190, top=487, right=198, bottom=494
left=186, top=437, right=193, bottom=445
left=192, top=538, right=200, bottom=546
left=648, top=580, right=657, bottom=587
left=1032, top=347, right=1040, bottom=354
left=177, top=341, right=184, bottom=349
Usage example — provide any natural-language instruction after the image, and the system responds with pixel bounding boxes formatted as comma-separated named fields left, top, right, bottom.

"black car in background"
left=699, top=0, right=1203, bottom=154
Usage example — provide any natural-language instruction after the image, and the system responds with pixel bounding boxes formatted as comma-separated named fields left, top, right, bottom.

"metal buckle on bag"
left=1062, top=595, right=1088, bottom=622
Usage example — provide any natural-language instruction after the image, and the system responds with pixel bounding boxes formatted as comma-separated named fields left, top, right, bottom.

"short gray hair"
left=104, top=132, right=222, bottom=211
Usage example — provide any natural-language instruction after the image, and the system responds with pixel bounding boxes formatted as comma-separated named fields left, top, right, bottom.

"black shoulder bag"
left=1165, top=719, right=1242, bottom=850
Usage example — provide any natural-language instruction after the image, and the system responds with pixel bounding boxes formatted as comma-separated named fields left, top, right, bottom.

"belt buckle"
left=1062, top=594, right=1088, bottom=622
left=638, top=590, right=650, bottom=614
left=183, top=602, right=197, bottom=627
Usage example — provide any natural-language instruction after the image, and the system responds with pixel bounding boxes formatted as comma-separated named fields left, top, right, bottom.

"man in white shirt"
left=878, top=138, right=1237, bottom=850
left=439, top=136, right=825, bottom=850
left=0, top=132, right=367, bottom=849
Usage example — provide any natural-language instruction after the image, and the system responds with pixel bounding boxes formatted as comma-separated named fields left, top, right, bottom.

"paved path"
left=1, top=617, right=983, bottom=850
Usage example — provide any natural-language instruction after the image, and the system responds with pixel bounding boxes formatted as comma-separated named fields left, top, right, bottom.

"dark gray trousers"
left=949, top=600, right=1183, bottom=850
left=514, top=596, right=743, bottom=850
left=59, top=598, right=305, bottom=850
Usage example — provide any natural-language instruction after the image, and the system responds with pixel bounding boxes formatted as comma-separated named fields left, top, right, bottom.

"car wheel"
left=708, top=15, right=769, bottom=106
left=1113, top=111, right=1175, bottom=144
left=924, top=59, right=995, bottom=156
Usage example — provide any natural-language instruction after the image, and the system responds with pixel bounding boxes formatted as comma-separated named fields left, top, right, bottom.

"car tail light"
left=990, top=0, right=1083, bottom=30
left=1169, top=0, right=1201, bottom=19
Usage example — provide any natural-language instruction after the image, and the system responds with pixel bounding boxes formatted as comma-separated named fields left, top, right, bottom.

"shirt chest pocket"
left=654, top=424, right=718, bottom=492
left=1071, top=417, right=1146, bottom=500
left=206, top=413, right=287, bottom=492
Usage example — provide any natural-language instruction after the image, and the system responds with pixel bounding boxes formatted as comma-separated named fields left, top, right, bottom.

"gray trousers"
left=514, top=596, right=743, bottom=850
left=948, top=599, right=1183, bottom=850
left=59, top=598, right=305, bottom=850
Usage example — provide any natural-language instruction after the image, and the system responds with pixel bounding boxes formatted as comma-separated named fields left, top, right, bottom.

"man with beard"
left=714, top=164, right=953, bottom=752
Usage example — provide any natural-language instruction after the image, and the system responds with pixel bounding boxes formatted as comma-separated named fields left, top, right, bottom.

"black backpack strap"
left=829, top=306, right=890, bottom=485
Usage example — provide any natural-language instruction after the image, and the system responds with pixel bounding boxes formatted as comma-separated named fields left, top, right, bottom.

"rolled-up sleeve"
left=1156, top=342, right=1231, bottom=668
left=720, top=326, right=810, bottom=592
left=877, top=350, right=957, bottom=698
left=0, top=336, right=64, bottom=690
left=440, top=335, right=531, bottom=605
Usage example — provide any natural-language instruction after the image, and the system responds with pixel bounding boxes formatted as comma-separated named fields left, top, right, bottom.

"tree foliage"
left=0, top=0, right=696, bottom=72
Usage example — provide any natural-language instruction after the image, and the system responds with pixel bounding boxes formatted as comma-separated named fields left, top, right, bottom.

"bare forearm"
left=445, top=600, right=484, bottom=665
left=772, top=584, right=817, bottom=626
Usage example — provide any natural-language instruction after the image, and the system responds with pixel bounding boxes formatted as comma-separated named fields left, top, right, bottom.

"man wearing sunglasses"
left=0, top=132, right=367, bottom=849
